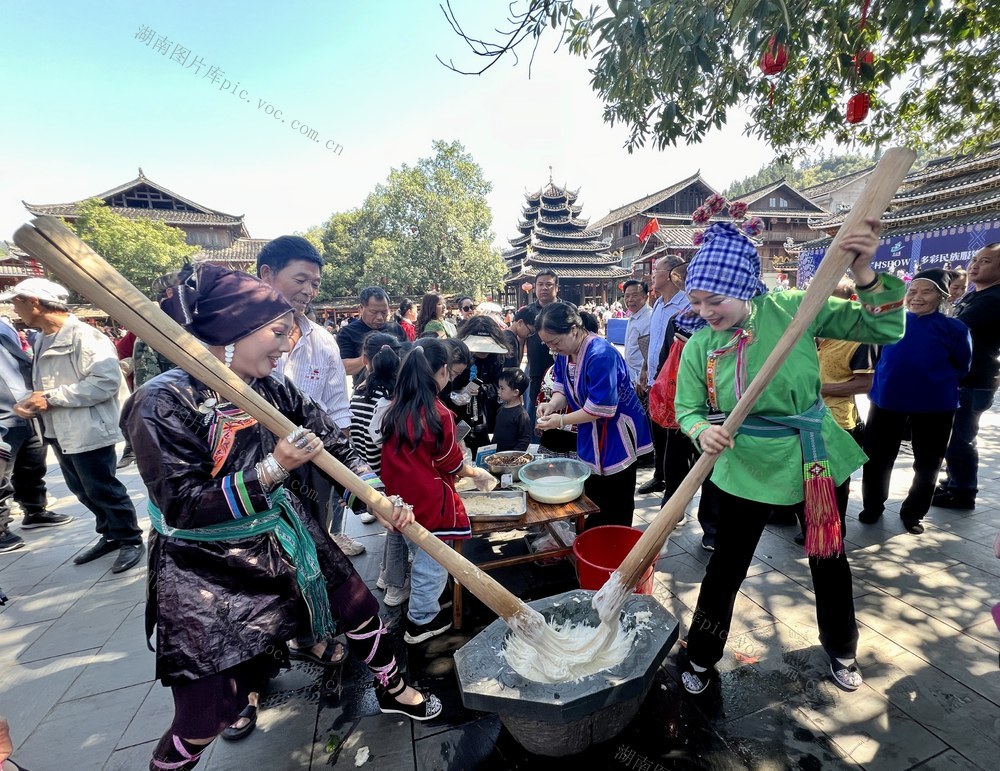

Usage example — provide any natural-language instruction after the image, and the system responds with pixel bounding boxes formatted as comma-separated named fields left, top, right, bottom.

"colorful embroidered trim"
left=860, top=299, right=904, bottom=315
left=705, top=327, right=753, bottom=412
left=221, top=470, right=256, bottom=519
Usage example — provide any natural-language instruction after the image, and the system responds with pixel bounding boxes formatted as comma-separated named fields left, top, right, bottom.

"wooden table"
left=450, top=493, right=600, bottom=629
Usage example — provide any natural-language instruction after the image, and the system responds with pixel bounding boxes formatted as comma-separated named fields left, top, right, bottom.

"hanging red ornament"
left=521, top=281, right=533, bottom=293
left=846, top=93, right=871, bottom=123
left=854, top=49, right=874, bottom=67
left=759, top=36, right=788, bottom=76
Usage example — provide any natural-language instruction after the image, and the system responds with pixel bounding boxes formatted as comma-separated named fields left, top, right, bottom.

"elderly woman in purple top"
left=534, top=302, right=653, bottom=529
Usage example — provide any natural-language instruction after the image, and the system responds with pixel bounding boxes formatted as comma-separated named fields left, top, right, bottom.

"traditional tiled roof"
left=25, top=204, right=245, bottom=227
left=24, top=169, right=249, bottom=235
left=193, top=238, right=270, bottom=266
left=592, top=172, right=717, bottom=230
left=532, top=225, right=605, bottom=240
left=505, top=265, right=630, bottom=283
left=810, top=144, right=1000, bottom=232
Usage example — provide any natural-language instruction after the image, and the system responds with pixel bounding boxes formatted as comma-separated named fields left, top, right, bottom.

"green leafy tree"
left=70, top=199, right=197, bottom=297
left=318, top=140, right=505, bottom=299
left=312, top=212, right=368, bottom=302
left=443, top=1, right=1000, bottom=155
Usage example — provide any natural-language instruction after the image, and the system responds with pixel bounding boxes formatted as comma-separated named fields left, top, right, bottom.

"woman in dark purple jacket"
left=126, top=265, right=440, bottom=771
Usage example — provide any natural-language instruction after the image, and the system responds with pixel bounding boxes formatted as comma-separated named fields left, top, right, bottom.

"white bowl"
left=519, top=458, right=591, bottom=504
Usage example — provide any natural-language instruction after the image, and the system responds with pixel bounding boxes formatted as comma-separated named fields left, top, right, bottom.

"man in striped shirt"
left=256, top=235, right=365, bottom=556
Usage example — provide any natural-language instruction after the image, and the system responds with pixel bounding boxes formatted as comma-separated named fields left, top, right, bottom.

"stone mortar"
left=454, top=589, right=679, bottom=756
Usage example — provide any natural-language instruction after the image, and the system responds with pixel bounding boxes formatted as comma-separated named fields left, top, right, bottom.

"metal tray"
left=459, top=490, right=527, bottom=521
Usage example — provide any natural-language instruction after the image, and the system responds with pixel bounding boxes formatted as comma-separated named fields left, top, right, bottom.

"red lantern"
left=521, top=281, right=533, bottom=293
left=759, top=36, right=788, bottom=76
left=854, top=49, right=874, bottom=66
left=846, top=93, right=870, bottom=123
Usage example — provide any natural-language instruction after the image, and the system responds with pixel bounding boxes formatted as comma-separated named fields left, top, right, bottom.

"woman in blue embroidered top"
left=859, top=268, right=972, bottom=534
left=534, top=302, right=653, bottom=529
left=125, top=265, right=441, bottom=771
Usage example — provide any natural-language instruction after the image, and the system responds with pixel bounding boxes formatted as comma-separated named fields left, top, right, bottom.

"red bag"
left=648, top=338, right=686, bottom=428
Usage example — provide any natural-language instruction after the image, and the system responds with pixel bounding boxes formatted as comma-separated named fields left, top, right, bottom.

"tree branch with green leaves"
left=442, top=0, right=1000, bottom=156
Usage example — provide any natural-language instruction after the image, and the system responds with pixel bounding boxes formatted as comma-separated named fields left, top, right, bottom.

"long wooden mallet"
left=594, top=147, right=916, bottom=618
left=14, top=217, right=543, bottom=635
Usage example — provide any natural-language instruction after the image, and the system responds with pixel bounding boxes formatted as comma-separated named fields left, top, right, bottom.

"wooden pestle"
left=14, top=217, right=536, bottom=631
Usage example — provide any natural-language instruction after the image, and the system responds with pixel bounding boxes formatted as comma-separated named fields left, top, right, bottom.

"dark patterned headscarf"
left=161, top=263, right=293, bottom=346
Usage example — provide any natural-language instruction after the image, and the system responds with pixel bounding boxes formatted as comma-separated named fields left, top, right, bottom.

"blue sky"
left=1, top=0, right=781, bottom=249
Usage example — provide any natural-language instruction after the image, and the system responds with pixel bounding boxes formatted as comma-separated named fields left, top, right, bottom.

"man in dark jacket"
left=524, top=270, right=575, bottom=428
left=934, top=244, right=1000, bottom=509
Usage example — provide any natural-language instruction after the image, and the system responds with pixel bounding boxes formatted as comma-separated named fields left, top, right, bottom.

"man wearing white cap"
left=2, top=278, right=143, bottom=573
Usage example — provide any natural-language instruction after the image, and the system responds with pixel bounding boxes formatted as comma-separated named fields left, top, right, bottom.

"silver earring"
left=224, top=343, right=235, bottom=367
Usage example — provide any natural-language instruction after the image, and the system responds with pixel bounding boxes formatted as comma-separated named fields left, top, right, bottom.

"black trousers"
left=659, top=428, right=719, bottom=537
left=0, top=423, right=50, bottom=519
left=583, top=462, right=638, bottom=530
left=49, top=441, right=142, bottom=545
left=861, top=404, right=955, bottom=523
left=687, top=482, right=857, bottom=668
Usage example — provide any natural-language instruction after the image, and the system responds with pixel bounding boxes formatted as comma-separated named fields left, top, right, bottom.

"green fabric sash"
left=148, top=487, right=336, bottom=640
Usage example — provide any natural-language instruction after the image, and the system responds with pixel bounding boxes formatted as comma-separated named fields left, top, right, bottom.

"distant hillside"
left=725, top=152, right=877, bottom=198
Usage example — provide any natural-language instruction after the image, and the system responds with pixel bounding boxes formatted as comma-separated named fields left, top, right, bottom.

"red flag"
left=638, top=218, right=660, bottom=243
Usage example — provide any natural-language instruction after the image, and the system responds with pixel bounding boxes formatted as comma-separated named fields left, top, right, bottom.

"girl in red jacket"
left=380, top=338, right=494, bottom=643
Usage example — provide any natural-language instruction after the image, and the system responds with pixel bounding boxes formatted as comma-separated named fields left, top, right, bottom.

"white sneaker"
left=359, top=512, right=377, bottom=524
left=332, top=532, right=365, bottom=556
left=376, top=568, right=388, bottom=591
left=384, top=580, right=411, bottom=607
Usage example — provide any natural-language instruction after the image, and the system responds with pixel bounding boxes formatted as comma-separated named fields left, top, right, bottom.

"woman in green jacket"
left=674, top=219, right=904, bottom=695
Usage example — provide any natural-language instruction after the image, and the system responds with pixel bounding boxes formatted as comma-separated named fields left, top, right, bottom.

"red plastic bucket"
left=573, top=525, right=654, bottom=595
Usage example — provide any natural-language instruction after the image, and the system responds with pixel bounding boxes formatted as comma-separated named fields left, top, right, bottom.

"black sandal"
left=375, top=684, right=443, bottom=722
left=288, top=639, right=347, bottom=668
left=221, top=704, right=257, bottom=742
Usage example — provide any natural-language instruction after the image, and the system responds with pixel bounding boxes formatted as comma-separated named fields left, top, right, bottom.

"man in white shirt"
left=256, top=236, right=366, bottom=556
left=622, top=279, right=652, bottom=385
left=637, top=254, right=690, bottom=494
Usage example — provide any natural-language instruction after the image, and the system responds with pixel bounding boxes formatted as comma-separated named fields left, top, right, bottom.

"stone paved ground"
left=2, top=399, right=999, bottom=770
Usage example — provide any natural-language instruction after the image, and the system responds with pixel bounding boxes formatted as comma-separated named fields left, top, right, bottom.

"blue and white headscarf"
left=686, top=223, right=768, bottom=302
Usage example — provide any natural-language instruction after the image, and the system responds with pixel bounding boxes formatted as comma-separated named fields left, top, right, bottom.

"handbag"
left=648, top=337, right=685, bottom=428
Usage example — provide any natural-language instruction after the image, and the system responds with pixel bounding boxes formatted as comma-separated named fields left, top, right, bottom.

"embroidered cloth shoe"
left=375, top=684, right=443, bottom=721
left=20, top=511, right=73, bottom=529
left=73, top=537, right=119, bottom=564
left=331, top=532, right=365, bottom=556
left=830, top=660, right=863, bottom=691
left=681, top=667, right=713, bottom=694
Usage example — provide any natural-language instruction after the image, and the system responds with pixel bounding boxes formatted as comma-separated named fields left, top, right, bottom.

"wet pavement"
left=1, top=398, right=999, bottom=769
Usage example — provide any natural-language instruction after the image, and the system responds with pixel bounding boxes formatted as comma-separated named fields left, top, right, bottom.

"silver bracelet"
left=256, top=453, right=289, bottom=491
